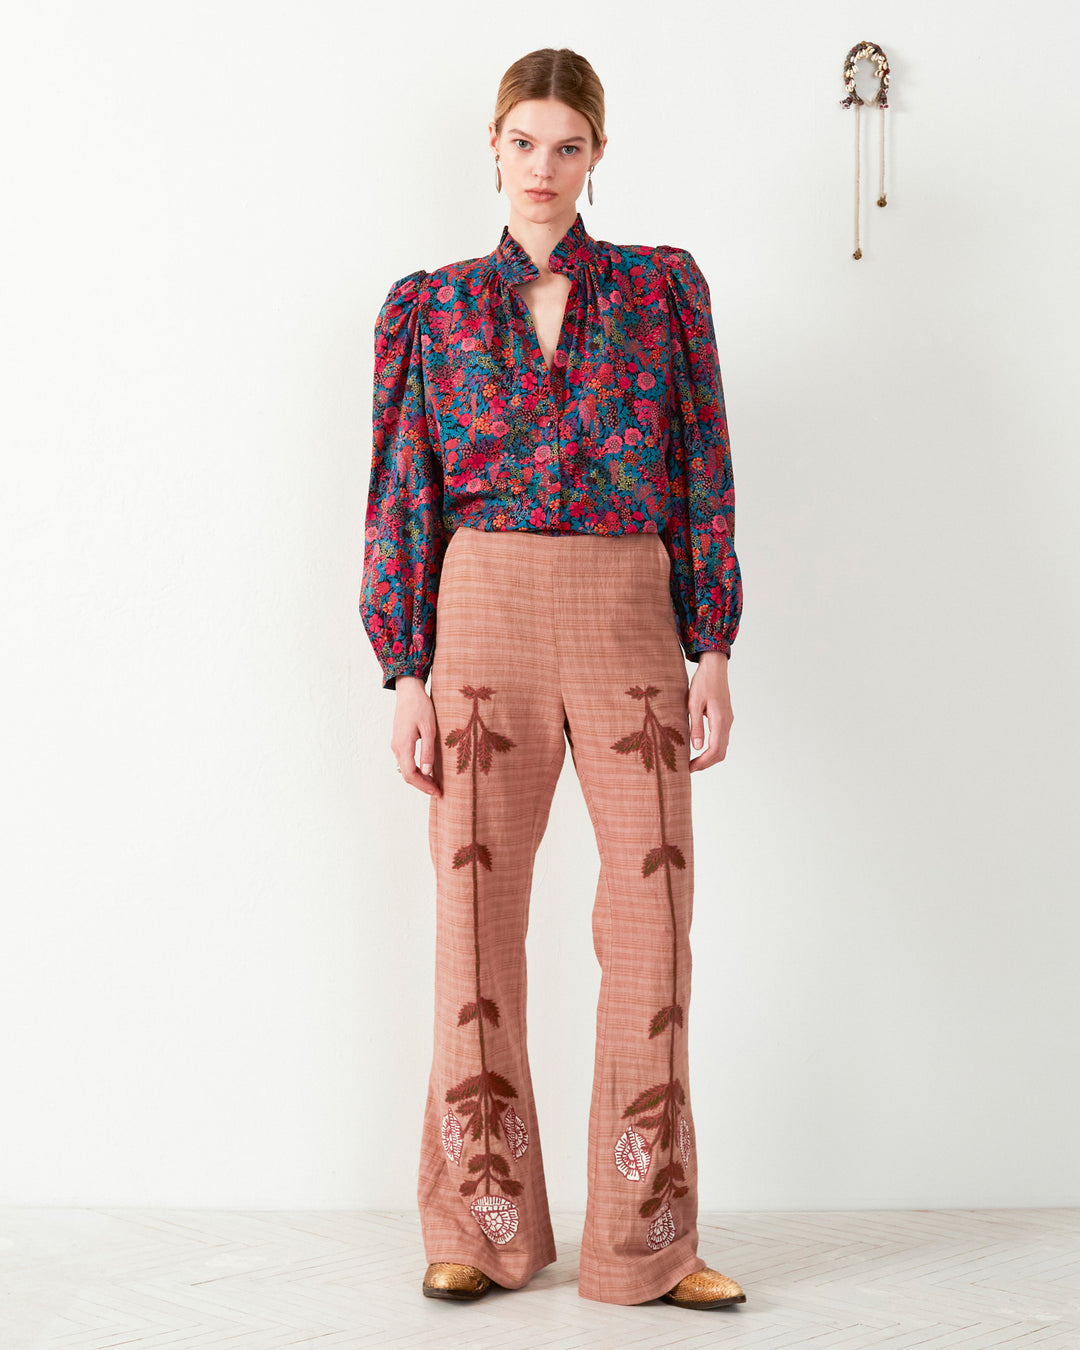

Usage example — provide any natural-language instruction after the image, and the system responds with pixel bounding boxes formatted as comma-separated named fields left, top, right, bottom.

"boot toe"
left=422, top=1261, right=493, bottom=1299
left=661, top=1265, right=746, bottom=1309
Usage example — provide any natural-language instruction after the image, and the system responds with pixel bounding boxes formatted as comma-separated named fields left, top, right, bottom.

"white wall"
left=2, top=0, right=1077, bottom=1211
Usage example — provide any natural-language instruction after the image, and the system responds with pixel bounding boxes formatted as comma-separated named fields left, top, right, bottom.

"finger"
left=689, top=739, right=721, bottom=770
left=419, top=716, right=434, bottom=778
left=400, top=761, right=439, bottom=795
left=689, top=716, right=731, bottom=771
left=393, top=738, right=438, bottom=794
left=688, top=698, right=706, bottom=753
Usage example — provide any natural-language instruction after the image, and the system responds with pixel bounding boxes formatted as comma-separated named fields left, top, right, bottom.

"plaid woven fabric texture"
left=417, top=526, right=708, bottom=1305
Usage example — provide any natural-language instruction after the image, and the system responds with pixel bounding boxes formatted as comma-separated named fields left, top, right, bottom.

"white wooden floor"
left=1, top=1207, right=1078, bottom=1349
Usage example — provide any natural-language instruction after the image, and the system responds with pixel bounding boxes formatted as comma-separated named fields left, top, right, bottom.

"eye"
left=561, top=145, right=579, bottom=156
left=512, top=138, right=530, bottom=150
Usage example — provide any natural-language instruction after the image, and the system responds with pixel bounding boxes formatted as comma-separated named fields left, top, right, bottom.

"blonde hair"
left=493, top=48, right=605, bottom=155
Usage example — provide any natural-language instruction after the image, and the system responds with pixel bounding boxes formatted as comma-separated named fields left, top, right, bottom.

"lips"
left=526, top=190, right=555, bottom=199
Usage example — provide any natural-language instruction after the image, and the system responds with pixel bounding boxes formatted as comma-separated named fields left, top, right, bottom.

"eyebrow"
left=507, top=128, right=588, bottom=144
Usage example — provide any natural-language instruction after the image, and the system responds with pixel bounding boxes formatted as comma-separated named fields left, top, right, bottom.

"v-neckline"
left=513, top=279, right=574, bottom=381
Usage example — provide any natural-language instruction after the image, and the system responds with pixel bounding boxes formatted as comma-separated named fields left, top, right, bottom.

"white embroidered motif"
left=503, top=1105, right=529, bottom=1159
left=646, top=1202, right=676, bottom=1251
left=470, top=1194, right=519, bottom=1244
left=678, top=1116, right=692, bottom=1168
left=441, top=1110, right=463, bottom=1164
left=614, top=1124, right=652, bottom=1181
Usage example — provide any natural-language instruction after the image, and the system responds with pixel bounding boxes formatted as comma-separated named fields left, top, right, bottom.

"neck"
left=505, top=207, right=577, bottom=277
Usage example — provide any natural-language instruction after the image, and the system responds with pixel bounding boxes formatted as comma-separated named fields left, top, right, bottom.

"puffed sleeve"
left=659, top=246, right=743, bottom=661
left=359, top=269, right=450, bottom=690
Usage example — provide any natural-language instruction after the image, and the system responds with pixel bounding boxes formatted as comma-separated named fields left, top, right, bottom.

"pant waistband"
left=448, top=524, right=668, bottom=563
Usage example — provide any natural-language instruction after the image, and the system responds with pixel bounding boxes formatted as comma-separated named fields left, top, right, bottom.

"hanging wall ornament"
left=839, top=40, right=890, bottom=259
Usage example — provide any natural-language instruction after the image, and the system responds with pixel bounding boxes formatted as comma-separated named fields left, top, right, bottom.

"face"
left=489, top=97, right=606, bottom=221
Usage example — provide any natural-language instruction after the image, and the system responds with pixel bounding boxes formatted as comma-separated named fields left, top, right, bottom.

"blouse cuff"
left=382, top=658, right=432, bottom=692
left=687, top=638, right=732, bottom=662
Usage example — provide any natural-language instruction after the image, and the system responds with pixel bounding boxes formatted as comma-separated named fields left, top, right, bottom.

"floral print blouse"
left=360, top=210, right=743, bottom=690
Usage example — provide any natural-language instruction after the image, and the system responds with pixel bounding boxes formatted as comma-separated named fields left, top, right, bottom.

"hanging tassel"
left=878, top=106, right=887, bottom=208
left=854, top=102, right=862, bottom=259
left=840, top=41, right=891, bottom=260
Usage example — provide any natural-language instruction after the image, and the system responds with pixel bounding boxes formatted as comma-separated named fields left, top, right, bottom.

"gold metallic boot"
left=422, top=1261, right=494, bottom=1300
left=661, top=1265, right=747, bottom=1309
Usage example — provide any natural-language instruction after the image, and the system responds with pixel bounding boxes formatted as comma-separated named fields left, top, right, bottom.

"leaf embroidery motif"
left=614, top=1125, right=651, bottom=1181
left=609, top=684, right=694, bottom=1250
left=646, top=1202, right=676, bottom=1251
left=679, top=1117, right=693, bottom=1168
left=441, top=685, right=527, bottom=1244
left=502, top=1105, right=529, bottom=1159
left=441, top=1110, right=463, bottom=1165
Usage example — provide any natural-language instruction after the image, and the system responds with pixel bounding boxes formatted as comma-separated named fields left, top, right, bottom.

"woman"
left=360, top=48, right=745, bottom=1312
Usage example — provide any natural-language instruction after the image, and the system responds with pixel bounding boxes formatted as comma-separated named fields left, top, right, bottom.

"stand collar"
left=492, top=211, right=596, bottom=286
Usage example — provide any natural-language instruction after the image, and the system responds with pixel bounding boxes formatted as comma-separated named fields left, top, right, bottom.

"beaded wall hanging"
left=840, top=40, right=890, bottom=259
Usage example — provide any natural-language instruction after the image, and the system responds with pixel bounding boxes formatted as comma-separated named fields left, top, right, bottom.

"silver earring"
left=494, top=155, right=502, bottom=193
left=587, top=164, right=594, bottom=205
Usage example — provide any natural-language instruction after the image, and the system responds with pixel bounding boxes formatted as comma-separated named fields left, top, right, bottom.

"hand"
left=687, top=650, right=733, bottom=772
left=391, top=676, right=442, bottom=796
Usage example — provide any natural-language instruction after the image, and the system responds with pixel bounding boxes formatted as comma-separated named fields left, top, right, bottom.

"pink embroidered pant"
left=418, top=525, right=707, bottom=1305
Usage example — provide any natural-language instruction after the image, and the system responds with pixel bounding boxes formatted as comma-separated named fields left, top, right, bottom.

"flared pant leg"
left=418, top=528, right=566, bottom=1288
left=554, top=536, right=706, bottom=1305
left=417, top=526, right=706, bottom=1304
